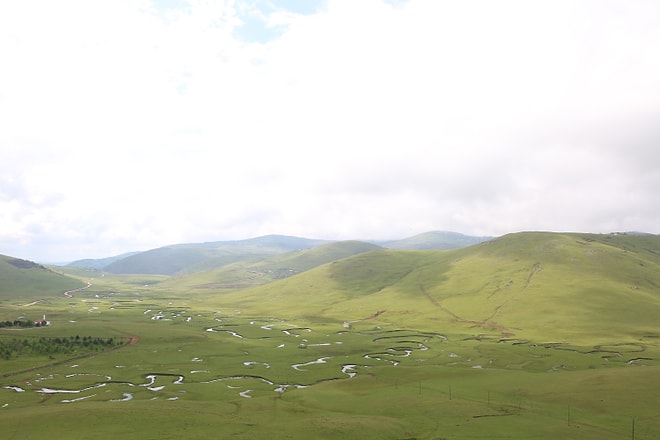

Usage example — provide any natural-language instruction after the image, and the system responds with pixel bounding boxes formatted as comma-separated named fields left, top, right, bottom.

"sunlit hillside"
left=212, top=232, right=660, bottom=343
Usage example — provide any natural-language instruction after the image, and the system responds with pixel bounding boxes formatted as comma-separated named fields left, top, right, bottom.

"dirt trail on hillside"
left=481, top=262, right=542, bottom=328
left=64, top=281, right=92, bottom=298
left=417, top=280, right=464, bottom=321
left=416, top=271, right=521, bottom=332
left=16, top=280, right=92, bottom=306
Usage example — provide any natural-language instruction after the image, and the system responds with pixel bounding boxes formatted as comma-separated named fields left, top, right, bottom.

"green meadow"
left=1, top=232, right=660, bottom=439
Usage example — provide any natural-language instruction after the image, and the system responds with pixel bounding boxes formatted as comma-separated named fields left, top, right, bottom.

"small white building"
left=35, top=314, right=50, bottom=327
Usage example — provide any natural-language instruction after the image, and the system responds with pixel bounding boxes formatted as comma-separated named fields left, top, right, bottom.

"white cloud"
left=1, top=0, right=660, bottom=261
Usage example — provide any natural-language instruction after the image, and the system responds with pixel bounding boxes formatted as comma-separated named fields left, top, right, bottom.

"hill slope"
left=0, top=254, right=85, bottom=302
left=213, top=232, right=660, bottom=343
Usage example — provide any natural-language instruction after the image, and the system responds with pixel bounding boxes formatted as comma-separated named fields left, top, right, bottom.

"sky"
left=1, top=0, right=660, bottom=262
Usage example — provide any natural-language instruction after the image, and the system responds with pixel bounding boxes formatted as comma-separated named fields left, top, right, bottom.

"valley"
left=1, top=231, right=660, bottom=439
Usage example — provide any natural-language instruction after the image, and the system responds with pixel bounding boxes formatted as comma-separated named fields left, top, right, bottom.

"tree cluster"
left=0, top=320, right=38, bottom=328
left=0, top=335, right=123, bottom=360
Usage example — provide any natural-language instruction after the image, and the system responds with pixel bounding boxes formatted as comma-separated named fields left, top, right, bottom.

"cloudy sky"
left=1, top=0, right=659, bottom=262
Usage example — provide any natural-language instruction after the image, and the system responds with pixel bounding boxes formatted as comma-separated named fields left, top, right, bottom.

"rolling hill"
left=210, top=231, right=660, bottom=343
left=0, top=254, right=85, bottom=302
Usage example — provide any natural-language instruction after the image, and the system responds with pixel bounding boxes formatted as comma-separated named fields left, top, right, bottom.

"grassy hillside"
left=0, top=254, right=84, bottom=303
left=213, top=232, right=660, bottom=343
left=430, top=231, right=660, bottom=342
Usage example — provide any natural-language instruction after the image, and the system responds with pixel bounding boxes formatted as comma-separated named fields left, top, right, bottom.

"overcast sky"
left=2, top=0, right=660, bottom=262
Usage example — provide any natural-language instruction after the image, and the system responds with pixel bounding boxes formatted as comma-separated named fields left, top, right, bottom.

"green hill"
left=0, top=254, right=84, bottom=302
left=213, top=231, right=660, bottom=343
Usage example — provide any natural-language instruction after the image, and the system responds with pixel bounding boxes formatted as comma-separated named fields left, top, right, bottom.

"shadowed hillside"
left=0, top=254, right=85, bottom=301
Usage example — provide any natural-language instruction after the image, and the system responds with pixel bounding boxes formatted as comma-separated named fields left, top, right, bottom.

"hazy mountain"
left=264, top=240, right=383, bottom=273
left=160, top=240, right=383, bottom=291
left=66, top=232, right=491, bottom=275
left=67, top=252, right=141, bottom=270
left=103, top=234, right=329, bottom=275
left=379, top=230, right=493, bottom=250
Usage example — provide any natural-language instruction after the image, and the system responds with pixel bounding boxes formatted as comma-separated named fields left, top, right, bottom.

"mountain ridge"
left=67, top=231, right=493, bottom=274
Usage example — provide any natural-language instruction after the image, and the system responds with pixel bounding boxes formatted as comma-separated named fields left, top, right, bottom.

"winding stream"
left=9, top=312, right=649, bottom=407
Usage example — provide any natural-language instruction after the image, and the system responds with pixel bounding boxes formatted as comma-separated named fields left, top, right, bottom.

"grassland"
left=1, top=232, right=659, bottom=439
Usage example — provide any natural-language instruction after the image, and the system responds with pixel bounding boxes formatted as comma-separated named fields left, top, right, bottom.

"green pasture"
left=1, top=276, right=659, bottom=439
left=2, top=232, right=660, bottom=438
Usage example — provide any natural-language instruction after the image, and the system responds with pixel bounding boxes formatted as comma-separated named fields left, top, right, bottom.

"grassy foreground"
left=1, top=232, right=660, bottom=439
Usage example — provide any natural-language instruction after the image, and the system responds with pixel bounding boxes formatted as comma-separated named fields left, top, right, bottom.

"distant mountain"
left=65, top=232, right=493, bottom=275
left=379, top=231, right=493, bottom=250
left=266, top=240, right=382, bottom=273
left=103, top=235, right=329, bottom=275
left=161, top=240, right=383, bottom=291
left=0, top=254, right=84, bottom=300
left=68, top=252, right=141, bottom=270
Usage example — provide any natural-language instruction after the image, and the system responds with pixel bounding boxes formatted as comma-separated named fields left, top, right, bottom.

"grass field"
left=1, top=232, right=659, bottom=439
